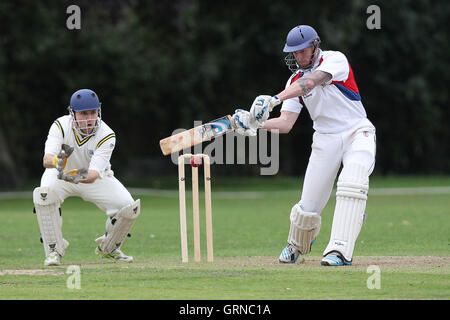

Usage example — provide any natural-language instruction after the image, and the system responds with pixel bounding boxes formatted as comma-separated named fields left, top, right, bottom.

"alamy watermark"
left=66, top=265, right=81, bottom=289
left=366, top=265, right=381, bottom=289
left=170, top=121, right=280, bottom=175
left=366, top=5, right=381, bottom=30
left=66, top=5, right=81, bottom=30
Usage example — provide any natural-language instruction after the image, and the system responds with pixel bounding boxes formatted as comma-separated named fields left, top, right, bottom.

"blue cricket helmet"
left=283, top=25, right=321, bottom=72
left=68, top=89, right=102, bottom=137
left=69, top=89, right=101, bottom=112
left=283, top=25, right=320, bottom=52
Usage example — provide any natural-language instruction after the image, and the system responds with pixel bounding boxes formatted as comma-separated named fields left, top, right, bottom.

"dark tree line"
left=0, top=0, right=448, bottom=188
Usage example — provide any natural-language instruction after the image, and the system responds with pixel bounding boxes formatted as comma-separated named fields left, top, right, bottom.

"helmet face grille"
left=283, top=37, right=321, bottom=73
left=284, top=53, right=299, bottom=73
left=69, top=108, right=102, bottom=138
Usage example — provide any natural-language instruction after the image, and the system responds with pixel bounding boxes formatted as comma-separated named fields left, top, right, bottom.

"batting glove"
left=249, top=95, right=281, bottom=128
left=230, top=109, right=257, bottom=136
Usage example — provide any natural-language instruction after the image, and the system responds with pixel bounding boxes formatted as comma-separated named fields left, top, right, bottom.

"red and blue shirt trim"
left=331, top=63, right=361, bottom=101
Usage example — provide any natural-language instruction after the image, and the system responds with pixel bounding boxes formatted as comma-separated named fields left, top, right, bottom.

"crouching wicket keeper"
left=33, top=88, right=140, bottom=266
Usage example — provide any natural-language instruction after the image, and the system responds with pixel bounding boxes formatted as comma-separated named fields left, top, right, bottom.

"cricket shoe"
left=321, top=251, right=352, bottom=266
left=279, top=238, right=316, bottom=263
left=95, top=246, right=134, bottom=262
left=44, top=251, right=61, bottom=266
left=279, top=243, right=301, bottom=263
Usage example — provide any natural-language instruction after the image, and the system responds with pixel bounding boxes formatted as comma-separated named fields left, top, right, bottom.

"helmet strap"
left=306, top=39, right=319, bottom=70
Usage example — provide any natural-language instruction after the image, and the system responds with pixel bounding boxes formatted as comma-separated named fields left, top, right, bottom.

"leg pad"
left=288, top=204, right=321, bottom=254
left=323, top=163, right=369, bottom=262
left=98, top=199, right=140, bottom=254
left=33, top=187, right=69, bottom=256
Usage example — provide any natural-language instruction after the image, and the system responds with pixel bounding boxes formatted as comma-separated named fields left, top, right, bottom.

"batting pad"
left=288, top=204, right=321, bottom=254
left=100, top=199, right=140, bottom=254
left=33, top=187, right=68, bottom=257
left=323, top=163, right=369, bottom=262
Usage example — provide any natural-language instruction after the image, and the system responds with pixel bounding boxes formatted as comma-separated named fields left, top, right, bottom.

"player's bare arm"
left=43, top=154, right=57, bottom=168
left=263, top=111, right=299, bottom=134
left=277, top=70, right=332, bottom=101
left=81, top=170, right=99, bottom=183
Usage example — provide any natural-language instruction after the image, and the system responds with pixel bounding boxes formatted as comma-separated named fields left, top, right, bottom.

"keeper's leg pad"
left=99, top=199, right=140, bottom=254
left=288, top=204, right=321, bottom=254
left=33, top=187, right=69, bottom=257
left=323, top=163, right=369, bottom=262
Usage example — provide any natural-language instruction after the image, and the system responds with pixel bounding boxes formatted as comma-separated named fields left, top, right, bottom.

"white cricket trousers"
left=299, top=120, right=376, bottom=214
left=40, top=169, right=134, bottom=216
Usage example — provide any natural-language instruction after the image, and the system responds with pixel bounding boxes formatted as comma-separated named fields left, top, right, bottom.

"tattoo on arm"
left=294, top=71, right=332, bottom=96
left=295, top=78, right=315, bottom=96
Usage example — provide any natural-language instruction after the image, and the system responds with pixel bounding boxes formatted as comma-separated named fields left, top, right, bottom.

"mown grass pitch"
left=0, top=176, right=449, bottom=300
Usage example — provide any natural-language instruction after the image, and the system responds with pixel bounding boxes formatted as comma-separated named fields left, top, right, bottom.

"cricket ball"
left=190, top=156, right=202, bottom=167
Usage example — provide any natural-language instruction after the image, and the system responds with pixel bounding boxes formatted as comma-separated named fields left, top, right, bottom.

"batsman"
left=231, top=25, right=376, bottom=266
left=33, top=89, right=141, bottom=266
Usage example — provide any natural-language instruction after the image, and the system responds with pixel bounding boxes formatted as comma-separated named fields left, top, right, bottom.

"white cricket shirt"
left=281, top=50, right=373, bottom=133
left=44, top=115, right=116, bottom=177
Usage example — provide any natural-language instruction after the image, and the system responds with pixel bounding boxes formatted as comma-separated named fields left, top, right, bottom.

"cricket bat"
left=159, top=115, right=233, bottom=155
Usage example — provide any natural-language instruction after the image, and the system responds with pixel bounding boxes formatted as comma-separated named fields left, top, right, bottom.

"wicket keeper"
left=232, top=25, right=376, bottom=266
left=33, top=89, right=140, bottom=266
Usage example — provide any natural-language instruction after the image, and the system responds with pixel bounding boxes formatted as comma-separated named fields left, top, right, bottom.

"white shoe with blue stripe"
left=279, top=243, right=301, bottom=263
left=279, top=238, right=317, bottom=263
left=321, top=251, right=352, bottom=266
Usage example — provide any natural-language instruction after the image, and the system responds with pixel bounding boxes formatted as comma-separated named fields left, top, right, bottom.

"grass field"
left=0, top=175, right=449, bottom=302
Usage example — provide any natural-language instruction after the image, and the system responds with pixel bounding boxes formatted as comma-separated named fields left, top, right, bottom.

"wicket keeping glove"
left=58, top=169, right=88, bottom=184
left=52, top=144, right=74, bottom=172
